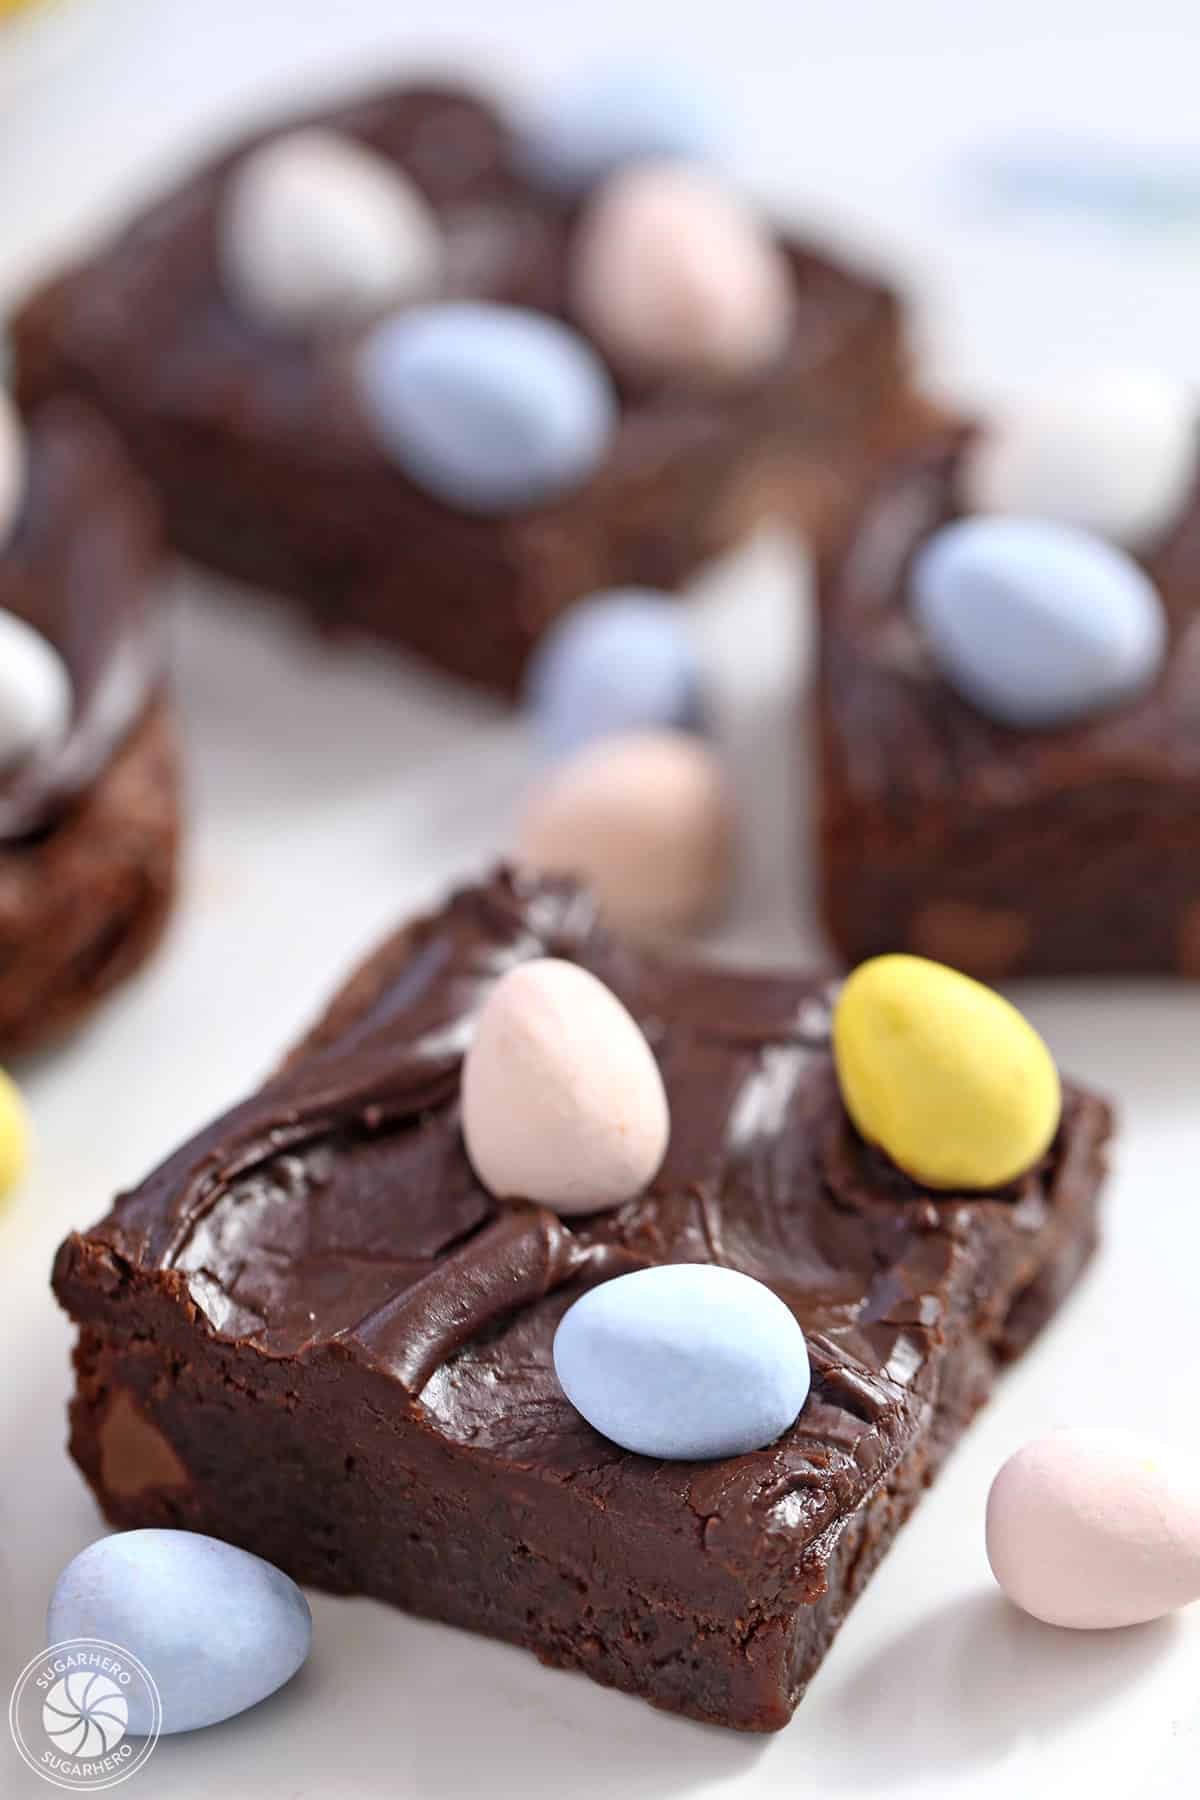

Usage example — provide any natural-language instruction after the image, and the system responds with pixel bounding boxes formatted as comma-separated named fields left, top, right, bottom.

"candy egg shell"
left=832, top=953, right=1061, bottom=1190
left=519, top=67, right=719, bottom=194
left=461, top=957, right=669, bottom=1215
left=523, top=589, right=704, bottom=757
left=0, top=391, right=26, bottom=550
left=569, top=162, right=794, bottom=384
left=986, top=1428, right=1200, bottom=1628
left=962, top=370, right=1196, bottom=548
left=220, top=127, right=443, bottom=332
left=356, top=302, right=617, bottom=513
left=0, top=609, right=73, bottom=773
left=911, top=516, right=1166, bottom=729
left=47, top=1530, right=312, bottom=1734
left=0, top=1066, right=30, bottom=1199
left=554, top=1263, right=810, bottom=1460
left=516, top=728, right=733, bottom=935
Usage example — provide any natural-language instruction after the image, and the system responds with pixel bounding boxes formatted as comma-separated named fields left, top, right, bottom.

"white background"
left=2, top=3, right=1199, bottom=1796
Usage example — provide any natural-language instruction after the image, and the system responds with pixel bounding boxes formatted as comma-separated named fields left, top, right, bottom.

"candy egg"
left=46, top=1530, right=312, bottom=1734
left=523, top=589, right=703, bottom=757
left=0, top=609, right=72, bottom=773
left=986, top=1428, right=1200, bottom=1628
left=0, top=1067, right=30, bottom=1199
left=516, top=728, right=733, bottom=935
left=519, top=68, right=719, bottom=193
left=832, top=953, right=1061, bottom=1190
left=0, top=391, right=26, bottom=549
left=220, top=128, right=443, bottom=331
left=569, top=162, right=794, bottom=383
left=356, top=302, right=617, bottom=512
left=911, top=516, right=1166, bottom=729
left=461, top=957, right=668, bottom=1215
left=554, top=1264, right=810, bottom=1459
left=962, top=370, right=1196, bottom=548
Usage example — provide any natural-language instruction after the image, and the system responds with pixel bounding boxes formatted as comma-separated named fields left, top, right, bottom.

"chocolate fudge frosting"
left=0, top=400, right=163, bottom=841
left=69, top=867, right=1103, bottom=1600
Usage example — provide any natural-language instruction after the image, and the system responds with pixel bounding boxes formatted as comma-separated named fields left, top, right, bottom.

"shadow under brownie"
left=816, top=430, right=1200, bottom=977
left=52, top=868, right=1109, bottom=1730
left=13, top=84, right=914, bottom=695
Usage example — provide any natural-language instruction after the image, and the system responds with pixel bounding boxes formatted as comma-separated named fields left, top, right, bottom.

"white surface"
left=2, top=4, right=1200, bottom=1796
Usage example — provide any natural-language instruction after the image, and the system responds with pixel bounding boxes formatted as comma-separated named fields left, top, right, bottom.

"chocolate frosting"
left=0, top=400, right=162, bottom=841
left=76, top=868, right=1102, bottom=1594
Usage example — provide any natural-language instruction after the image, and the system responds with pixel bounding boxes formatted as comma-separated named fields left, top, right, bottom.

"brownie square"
left=52, top=869, right=1109, bottom=1730
left=816, top=432, right=1200, bottom=977
left=13, top=84, right=914, bottom=695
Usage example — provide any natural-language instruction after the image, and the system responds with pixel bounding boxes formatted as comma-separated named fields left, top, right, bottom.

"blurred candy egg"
left=986, top=1429, right=1200, bottom=1628
left=962, top=370, right=1196, bottom=548
left=554, top=1264, right=810, bottom=1459
left=0, top=609, right=72, bottom=773
left=356, top=302, right=616, bottom=512
left=0, top=391, right=25, bottom=549
left=461, top=957, right=669, bottom=1215
left=519, top=67, right=719, bottom=193
left=47, top=1530, right=312, bottom=1734
left=833, top=953, right=1061, bottom=1190
left=523, top=589, right=703, bottom=757
left=569, top=162, right=794, bottom=383
left=517, top=727, right=733, bottom=935
left=912, top=516, right=1166, bottom=729
left=0, top=1067, right=29, bottom=1200
left=221, top=127, right=443, bottom=331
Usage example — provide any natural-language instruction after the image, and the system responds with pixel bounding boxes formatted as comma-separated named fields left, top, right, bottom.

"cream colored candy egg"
left=461, top=957, right=669, bottom=1215
left=0, top=391, right=26, bottom=550
left=0, top=1067, right=30, bottom=1200
left=832, top=953, right=1061, bottom=1190
left=0, top=609, right=72, bottom=773
left=962, top=369, right=1196, bottom=549
left=220, top=128, right=443, bottom=332
left=987, top=1428, right=1200, bottom=1628
left=569, top=161, right=794, bottom=383
left=517, top=728, right=733, bottom=936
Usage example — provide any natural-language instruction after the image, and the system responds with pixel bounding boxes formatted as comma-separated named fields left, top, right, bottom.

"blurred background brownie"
left=0, top=394, right=178, bottom=1053
left=11, top=82, right=917, bottom=695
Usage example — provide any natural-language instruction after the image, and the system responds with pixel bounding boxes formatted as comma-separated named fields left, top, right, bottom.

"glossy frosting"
left=85, top=869, right=1102, bottom=1590
left=0, top=402, right=162, bottom=840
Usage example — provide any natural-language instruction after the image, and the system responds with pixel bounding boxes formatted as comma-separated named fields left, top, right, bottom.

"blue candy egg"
left=47, top=1531, right=312, bottom=1735
left=553, top=1264, right=810, bottom=1460
left=911, top=516, right=1167, bottom=729
left=356, top=303, right=617, bottom=513
left=524, top=589, right=705, bottom=756
left=519, top=69, right=720, bottom=194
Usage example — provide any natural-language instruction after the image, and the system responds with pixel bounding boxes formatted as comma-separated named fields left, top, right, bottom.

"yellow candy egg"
left=0, top=1067, right=30, bottom=1199
left=832, top=954, right=1061, bottom=1190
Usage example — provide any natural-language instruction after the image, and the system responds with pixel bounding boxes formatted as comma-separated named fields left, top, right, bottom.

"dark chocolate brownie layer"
left=817, top=431, right=1200, bottom=976
left=14, top=85, right=914, bottom=694
left=0, top=401, right=178, bottom=1053
left=52, top=869, right=1109, bottom=1729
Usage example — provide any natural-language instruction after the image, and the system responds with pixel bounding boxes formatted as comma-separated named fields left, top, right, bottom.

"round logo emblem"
left=9, top=1639, right=160, bottom=1791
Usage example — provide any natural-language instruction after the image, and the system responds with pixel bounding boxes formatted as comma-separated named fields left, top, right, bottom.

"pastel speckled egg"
left=461, top=957, right=669, bottom=1215
left=962, top=370, right=1196, bottom=549
left=220, top=128, right=443, bottom=331
left=356, top=303, right=617, bottom=513
left=832, top=954, right=1061, bottom=1191
left=47, top=1530, right=312, bottom=1734
left=517, top=728, right=733, bottom=935
left=0, top=608, right=72, bottom=773
left=986, top=1429, right=1200, bottom=1628
left=911, top=516, right=1166, bottom=729
left=554, top=1264, right=810, bottom=1459
left=523, top=589, right=703, bottom=757
left=569, top=162, right=794, bottom=383
left=0, top=1066, right=29, bottom=1199
left=0, top=390, right=26, bottom=549
left=519, top=68, right=719, bottom=193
